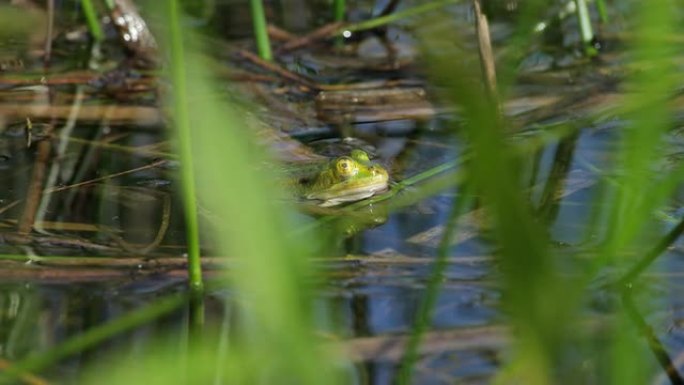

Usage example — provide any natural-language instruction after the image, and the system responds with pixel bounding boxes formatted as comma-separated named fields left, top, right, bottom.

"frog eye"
left=335, top=157, right=358, bottom=177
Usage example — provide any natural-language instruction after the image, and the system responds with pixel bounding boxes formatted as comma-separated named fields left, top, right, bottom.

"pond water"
left=1, top=0, right=683, bottom=384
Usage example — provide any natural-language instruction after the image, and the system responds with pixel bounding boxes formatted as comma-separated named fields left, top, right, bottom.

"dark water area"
left=1, top=0, right=684, bottom=384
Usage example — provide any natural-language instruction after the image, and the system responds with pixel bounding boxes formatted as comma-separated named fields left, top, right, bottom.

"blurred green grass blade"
left=600, top=4, right=678, bottom=383
left=417, top=15, right=580, bottom=384
left=186, top=56, right=338, bottom=385
left=602, top=1, right=677, bottom=261
left=150, top=3, right=338, bottom=380
left=167, top=0, right=203, bottom=294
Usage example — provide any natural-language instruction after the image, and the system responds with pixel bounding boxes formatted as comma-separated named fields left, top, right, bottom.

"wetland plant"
left=0, top=1, right=682, bottom=384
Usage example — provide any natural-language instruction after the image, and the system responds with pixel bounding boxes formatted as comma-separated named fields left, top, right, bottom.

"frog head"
left=304, top=150, right=389, bottom=207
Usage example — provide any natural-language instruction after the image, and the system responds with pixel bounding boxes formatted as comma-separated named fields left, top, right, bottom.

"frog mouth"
left=306, top=179, right=389, bottom=206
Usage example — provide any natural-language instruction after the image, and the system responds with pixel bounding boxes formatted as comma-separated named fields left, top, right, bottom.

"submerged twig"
left=237, top=49, right=318, bottom=90
left=107, top=192, right=171, bottom=255
left=0, top=104, right=160, bottom=124
left=267, top=24, right=298, bottom=42
left=44, top=154, right=166, bottom=194
left=15, top=126, right=52, bottom=240
left=277, top=22, right=344, bottom=53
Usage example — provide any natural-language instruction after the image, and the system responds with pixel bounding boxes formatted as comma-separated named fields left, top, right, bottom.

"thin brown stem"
left=277, top=21, right=344, bottom=53
left=15, top=138, right=52, bottom=238
left=43, top=0, right=54, bottom=65
left=473, top=0, right=498, bottom=102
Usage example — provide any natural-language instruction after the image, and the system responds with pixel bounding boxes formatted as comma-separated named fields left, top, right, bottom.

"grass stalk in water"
left=80, top=0, right=104, bottom=42
left=397, top=184, right=474, bottom=384
left=333, top=0, right=345, bottom=23
left=250, top=0, right=272, bottom=61
left=167, top=0, right=203, bottom=294
left=574, top=0, right=596, bottom=56
left=333, top=0, right=345, bottom=45
left=595, top=0, right=608, bottom=22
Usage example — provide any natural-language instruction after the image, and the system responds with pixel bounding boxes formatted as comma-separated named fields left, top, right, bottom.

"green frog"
left=295, top=149, right=389, bottom=207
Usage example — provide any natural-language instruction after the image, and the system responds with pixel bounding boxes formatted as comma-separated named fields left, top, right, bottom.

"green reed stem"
left=575, top=0, right=596, bottom=56
left=0, top=294, right=186, bottom=384
left=0, top=254, right=29, bottom=261
left=167, top=0, right=204, bottom=294
left=341, top=0, right=458, bottom=34
left=333, top=0, right=345, bottom=22
left=333, top=0, right=345, bottom=46
left=397, top=183, right=473, bottom=384
left=595, top=0, right=608, bottom=23
left=250, top=0, right=272, bottom=61
left=80, top=0, right=104, bottom=42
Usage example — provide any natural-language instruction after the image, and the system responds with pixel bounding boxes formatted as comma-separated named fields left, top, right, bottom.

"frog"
left=297, top=149, right=389, bottom=207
